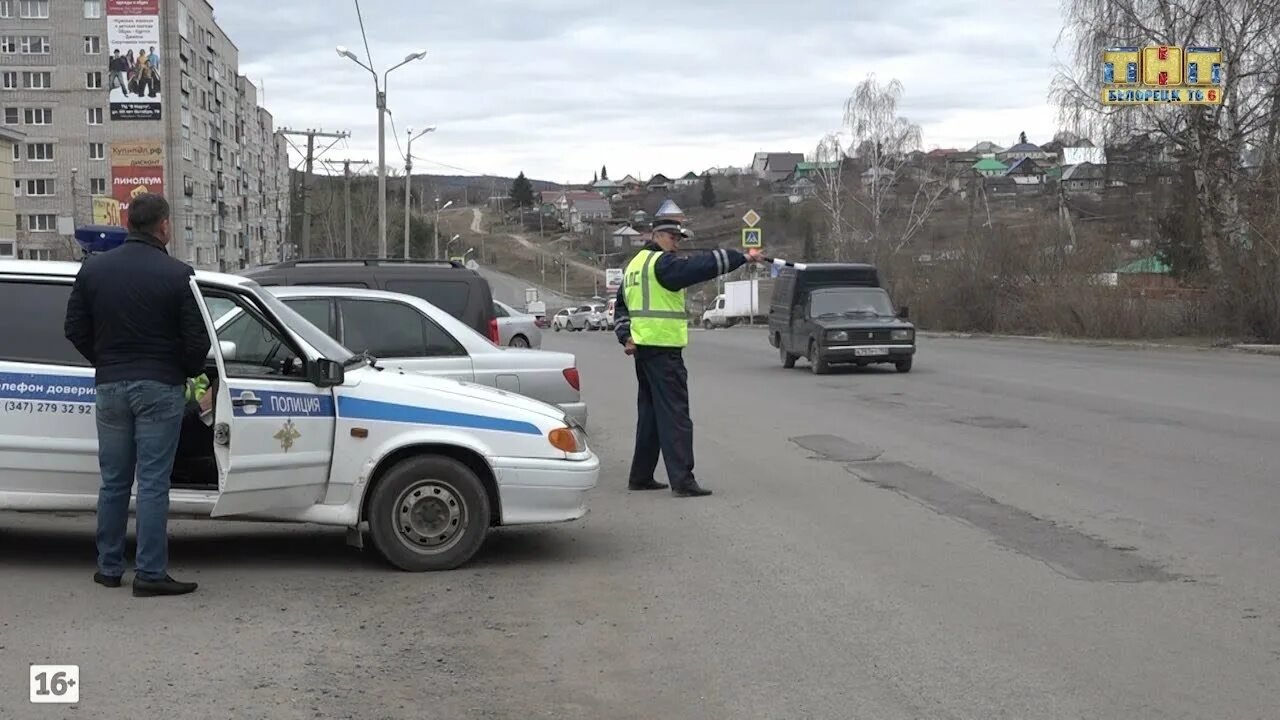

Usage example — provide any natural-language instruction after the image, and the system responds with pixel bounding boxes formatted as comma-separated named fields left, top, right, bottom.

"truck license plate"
left=854, top=347, right=888, bottom=357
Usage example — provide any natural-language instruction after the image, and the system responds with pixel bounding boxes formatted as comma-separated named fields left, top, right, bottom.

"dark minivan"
left=243, top=259, right=500, bottom=344
left=767, top=263, right=916, bottom=374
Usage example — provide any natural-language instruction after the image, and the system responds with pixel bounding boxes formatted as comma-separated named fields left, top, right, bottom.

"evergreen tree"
left=700, top=174, right=717, bottom=208
left=509, top=172, right=535, bottom=208
left=593, top=171, right=598, bottom=184
left=1018, top=130, right=1028, bottom=145
left=601, top=165, right=608, bottom=180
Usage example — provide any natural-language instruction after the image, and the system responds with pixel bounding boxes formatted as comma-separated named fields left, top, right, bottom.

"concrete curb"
left=919, top=331, right=1280, bottom=356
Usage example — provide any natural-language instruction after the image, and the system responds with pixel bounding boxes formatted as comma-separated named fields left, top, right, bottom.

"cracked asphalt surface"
left=2, top=330, right=1279, bottom=719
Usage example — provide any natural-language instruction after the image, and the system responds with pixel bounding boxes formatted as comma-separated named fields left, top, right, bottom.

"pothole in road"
left=789, top=435, right=883, bottom=463
left=845, top=462, right=1180, bottom=583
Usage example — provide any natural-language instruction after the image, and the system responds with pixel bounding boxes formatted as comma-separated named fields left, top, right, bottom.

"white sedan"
left=213, top=286, right=588, bottom=427
left=552, top=308, right=588, bottom=332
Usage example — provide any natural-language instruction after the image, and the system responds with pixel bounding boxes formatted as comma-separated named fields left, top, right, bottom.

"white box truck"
left=701, top=278, right=772, bottom=328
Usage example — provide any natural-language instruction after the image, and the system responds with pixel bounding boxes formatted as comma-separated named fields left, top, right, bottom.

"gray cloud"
left=218, top=0, right=1063, bottom=180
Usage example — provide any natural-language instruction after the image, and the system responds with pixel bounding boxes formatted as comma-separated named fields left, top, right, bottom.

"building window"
left=26, top=178, right=54, bottom=196
left=87, top=107, right=103, bottom=125
left=22, top=248, right=53, bottom=260
left=22, top=71, right=51, bottom=89
left=84, top=36, right=101, bottom=55
left=86, top=72, right=103, bottom=89
left=10, top=142, right=17, bottom=160
left=83, top=0, right=102, bottom=19
left=0, top=241, right=14, bottom=258
left=1, top=71, right=15, bottom=90
left=20, top=36, right=50, bottom=55
left=0, top=37, right=15, bottom=54
left=23, top=107, right=51, bottom=125
left=26, top=143, right=53, bottom=161
left=90, top=177, right=106, bottom=195
left=3, top=107, right=16, bottom=124
left=26, top=213, right=57, bottom=232
left=0, top=1, right=11, bottom=18
left=13, top=178, right=19, bottom=196
left=18, top=0, right=48, bottom=19
left=88, top=142, right=105, bottom=160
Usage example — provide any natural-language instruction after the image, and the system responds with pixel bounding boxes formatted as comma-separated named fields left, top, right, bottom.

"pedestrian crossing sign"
left=742, top=227, right=763, bottom=248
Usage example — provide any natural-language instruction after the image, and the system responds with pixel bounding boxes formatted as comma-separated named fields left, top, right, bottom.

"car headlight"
left=891, top=329, right=915, bottom=341
left=548, top=426, right=588, bottom=453
left=826, top=330, right=849, bottom=343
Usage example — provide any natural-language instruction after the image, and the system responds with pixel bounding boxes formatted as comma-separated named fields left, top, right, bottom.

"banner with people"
left=107, top=0, right=162, bottom=121
left=111, top=141, right=165, bottom=226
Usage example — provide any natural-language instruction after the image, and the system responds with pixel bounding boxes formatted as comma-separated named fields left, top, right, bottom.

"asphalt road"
left=3, top=331, right=1279, bottom=719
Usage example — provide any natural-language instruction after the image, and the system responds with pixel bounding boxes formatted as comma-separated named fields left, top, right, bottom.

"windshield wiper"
left=816, top=312, right=843, bottom=319
left=343, top=350, right=381, bottom=370
left=841, top=309, right=877, bottom=317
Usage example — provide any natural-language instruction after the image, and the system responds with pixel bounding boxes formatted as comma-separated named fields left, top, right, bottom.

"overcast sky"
left=216, top=0, right=1066, bottom=183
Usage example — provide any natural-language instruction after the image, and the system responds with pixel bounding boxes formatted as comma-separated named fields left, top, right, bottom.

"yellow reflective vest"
left=622, top=249, right=688, bottom=348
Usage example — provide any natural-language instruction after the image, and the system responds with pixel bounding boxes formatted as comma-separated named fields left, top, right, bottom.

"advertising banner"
left=92, top=197, right=121, bottom=226
left=107, top=0, right=163, bottom=120
left=111, top=141, right=165, bottom=226
left=605, top=268, right=623, bottom=293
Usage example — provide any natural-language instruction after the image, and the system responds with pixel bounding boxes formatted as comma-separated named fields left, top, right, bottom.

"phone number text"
left=2, top=401, right=93, bottom=415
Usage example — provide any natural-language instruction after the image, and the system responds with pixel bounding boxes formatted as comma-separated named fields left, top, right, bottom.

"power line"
left=353, top=0, right=376, bottom=71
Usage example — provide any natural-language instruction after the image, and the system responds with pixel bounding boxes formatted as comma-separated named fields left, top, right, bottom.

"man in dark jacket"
left=614, top=218, right=762, bottom=497
left=65, top=193, right=211, bottom=597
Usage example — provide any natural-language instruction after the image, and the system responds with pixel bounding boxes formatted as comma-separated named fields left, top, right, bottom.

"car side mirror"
left=897, top=306, right=910, bottom=320
left=208, top=340, right=237, bottom=362
left=307, top=358, right=345, bottom=388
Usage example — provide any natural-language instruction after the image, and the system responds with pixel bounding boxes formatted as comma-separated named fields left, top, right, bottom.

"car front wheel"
left=809, top=339, right=830, bottom=375
left=895, top=356, right=913, bottom=373
left=366, top=455, right=491, bottom=571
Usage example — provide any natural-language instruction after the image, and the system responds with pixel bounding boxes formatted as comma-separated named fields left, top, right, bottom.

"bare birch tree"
left=811, top=133, right=849, bottom=259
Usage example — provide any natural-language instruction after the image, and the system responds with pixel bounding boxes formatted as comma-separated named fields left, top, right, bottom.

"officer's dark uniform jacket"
left=64, top=232, right=211, bottom=387
left=614, top=242, right=746, bottom=490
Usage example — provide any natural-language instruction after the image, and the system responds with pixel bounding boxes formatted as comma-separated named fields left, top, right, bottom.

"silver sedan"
left=214, top=285, right=588, bottom=427
left=493, top=300, right=543, bottom=349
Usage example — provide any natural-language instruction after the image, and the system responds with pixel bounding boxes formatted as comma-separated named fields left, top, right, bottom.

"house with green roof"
left=973, top=157, right=1008, bottom=177
left=791, top=161, right=841, bottom=181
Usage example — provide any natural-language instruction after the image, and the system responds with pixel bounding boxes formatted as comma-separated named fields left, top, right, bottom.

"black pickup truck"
left=767, top=263, right=916, bottom=374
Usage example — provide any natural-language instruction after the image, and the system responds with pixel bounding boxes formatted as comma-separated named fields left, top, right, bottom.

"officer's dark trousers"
left=629, top=346, right=696, bottom=490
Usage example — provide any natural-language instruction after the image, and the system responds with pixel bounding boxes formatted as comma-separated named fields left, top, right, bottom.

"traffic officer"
left=614, top=217, right=763, bottom=497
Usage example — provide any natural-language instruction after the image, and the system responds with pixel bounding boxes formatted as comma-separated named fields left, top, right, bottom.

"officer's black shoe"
left=93, top=572, right=122, bottom=588
left=132, top=575, right=198, bottom=598
left=672, top=484, right=713, bottom=498
left=628, top=479, right=669, bottom=491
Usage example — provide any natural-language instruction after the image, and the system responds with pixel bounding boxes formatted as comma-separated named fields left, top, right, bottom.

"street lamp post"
left=336, top=45, right=428, bottom=259
left=433, top=199, right=454, bottom=258
left=403, top=126, right=436, bottom=258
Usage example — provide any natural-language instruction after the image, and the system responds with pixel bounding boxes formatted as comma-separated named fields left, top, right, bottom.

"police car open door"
left=194, top=279, right=336, bottom=517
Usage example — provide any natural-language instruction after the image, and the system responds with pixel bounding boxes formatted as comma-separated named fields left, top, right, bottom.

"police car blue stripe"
left=228, top=388, right=335, bottom=418
left=337, top=396, right=541, bottom=436
left=0, top=372, right=96, bottom=402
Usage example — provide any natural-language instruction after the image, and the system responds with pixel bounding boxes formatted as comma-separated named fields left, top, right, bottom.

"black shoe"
left=132, top=575, right=198, bottom=597
left=672, top=484, right=713, bottom=498
left=93, top=572, right=122, bottom=588
left=628, top=479, right=669, bottom=491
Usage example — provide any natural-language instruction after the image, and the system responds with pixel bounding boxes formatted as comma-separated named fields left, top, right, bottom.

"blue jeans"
left=95, top=380, right=185, bottom=581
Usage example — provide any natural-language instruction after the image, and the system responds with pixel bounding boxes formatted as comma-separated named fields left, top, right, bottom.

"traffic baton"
left=761, top=255, right=808, bottom=271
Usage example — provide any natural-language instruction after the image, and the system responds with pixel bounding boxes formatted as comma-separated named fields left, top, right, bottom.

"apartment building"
left=0, top=0, right=289, bottom=268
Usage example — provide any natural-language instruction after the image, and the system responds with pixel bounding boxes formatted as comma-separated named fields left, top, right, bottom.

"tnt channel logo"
left=1102, top=45, right=1224, bottom=105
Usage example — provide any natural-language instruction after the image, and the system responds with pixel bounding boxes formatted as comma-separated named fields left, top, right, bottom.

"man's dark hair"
left=127, top=193, right=170, bottom=233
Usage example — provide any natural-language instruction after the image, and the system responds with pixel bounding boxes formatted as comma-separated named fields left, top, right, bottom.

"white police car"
left=0, top=260, right=598, bottom=571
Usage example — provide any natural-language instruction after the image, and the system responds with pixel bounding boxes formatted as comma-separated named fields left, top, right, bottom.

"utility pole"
left=403, top=126, right=436, bottom=258
left=281, top=128, right=349, bottom=259
left=320, top=158, right=370, bottom=258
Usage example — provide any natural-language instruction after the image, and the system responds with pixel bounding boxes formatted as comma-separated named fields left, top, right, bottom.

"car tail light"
left=562, top=367, right=580, bottom=391
left=488, top=317, right=500, bottom=344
